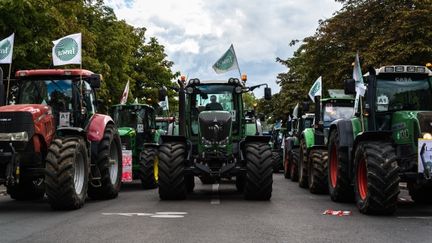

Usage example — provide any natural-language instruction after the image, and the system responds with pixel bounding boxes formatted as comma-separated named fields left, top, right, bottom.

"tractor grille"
left=0, top=112, right=35, bottom=136
left=199, top=111, right=232, bottom=142
left=120, top=136, right=132, bottom=150
left=417, top=112, right=432, bottom=133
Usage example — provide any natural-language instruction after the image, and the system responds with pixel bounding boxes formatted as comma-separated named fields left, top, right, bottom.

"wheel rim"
left=357, top=158, right=368, bottom=200
left=108, top=142, right=119, bottom=185
left=330, top=144, right=338, bottom=188
left=153, top=156, right=159, bottom=182
left=74, top=152, right=85, bottom=195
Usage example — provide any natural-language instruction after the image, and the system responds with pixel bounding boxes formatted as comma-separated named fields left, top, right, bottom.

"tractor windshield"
left=18, top=79, right=73, bottom=108
left=112, top=107, right=145, bottom=128
left=375, top=79, right=432, bottom=112
left=189, top=84, right=238, bottom=135
left=323, top=103, right=354, bottom=126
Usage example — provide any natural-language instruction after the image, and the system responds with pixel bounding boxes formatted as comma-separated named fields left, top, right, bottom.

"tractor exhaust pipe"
left=0, top=67, right=5, bottom=106
left=177, top=79, right=186, bottom=136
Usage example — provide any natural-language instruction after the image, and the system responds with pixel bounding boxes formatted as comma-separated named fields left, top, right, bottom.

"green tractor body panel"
left=197, top=110, right=233, bottom=156
left=302, top=128, right=315, bottom=148
left=390, top=111, right=420, bottom=145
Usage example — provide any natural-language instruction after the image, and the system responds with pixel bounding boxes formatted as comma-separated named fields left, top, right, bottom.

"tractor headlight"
left=423, top=133, right=432, bottom=140
left=0, top=132, right=29, bottom=142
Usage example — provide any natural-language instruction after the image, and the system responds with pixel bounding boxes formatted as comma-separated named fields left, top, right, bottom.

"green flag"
left=212, top=44, right=239, bottom=74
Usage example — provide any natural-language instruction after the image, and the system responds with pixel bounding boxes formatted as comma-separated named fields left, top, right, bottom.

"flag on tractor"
left=120, top=80, right=130, bottom=105
left=212, top=44, right=240, bottom=74
left=52, top=33, right=82, bottom=66
left=0, top=33, right=14, bottom=64
left=308, top=76, right=322, bottom=102
left=353, top=52, right=366, bottom=96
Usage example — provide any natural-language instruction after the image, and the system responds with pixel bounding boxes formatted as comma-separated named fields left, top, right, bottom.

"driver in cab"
left=205, top=95, right=223, bottom=110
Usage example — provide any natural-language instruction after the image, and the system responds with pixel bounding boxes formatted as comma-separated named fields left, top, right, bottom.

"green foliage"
left=0, top=0, right=178, bottom=110
left=271, top=0, right=432, bottom=121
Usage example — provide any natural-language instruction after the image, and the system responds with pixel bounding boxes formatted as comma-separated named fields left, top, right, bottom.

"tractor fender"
left=56, top=127, right=91, bottom=158
left=352, top=131, right=393, bottom=153
left=329, top=119, right=354, bottom=148
left=301, top=128, right=315, bottom=149
left=86, top=114, right=114, bottom=142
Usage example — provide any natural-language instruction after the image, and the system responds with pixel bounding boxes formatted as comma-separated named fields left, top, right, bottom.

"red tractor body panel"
left=16, top=69, right=94, bottom=78
left=86, top=114, right=113, bottom=142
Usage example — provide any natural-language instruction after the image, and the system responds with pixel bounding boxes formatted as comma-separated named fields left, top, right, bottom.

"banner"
left=120, top=80, right=130, bottom=105
left=353, top=52, right=367, bottom=113
left=158, top=95, right=169, bottom=111
left=212, top=44, right=239, bottom=74
left=0, top=33, right=14, bottom=64
left=308, top=76, right=322, bottom=102
left=52, top=33, right=82, bottom=66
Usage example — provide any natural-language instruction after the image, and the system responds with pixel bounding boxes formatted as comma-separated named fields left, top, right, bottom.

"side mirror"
left=302, top=102, right=309, bottom=112
left=344, top=79, right=356, bottom=95
left=158, top=86, right=167, bottom=101
left=264, top=87, right=272, bottom=100
left=89, top=74, right=102, bottom=89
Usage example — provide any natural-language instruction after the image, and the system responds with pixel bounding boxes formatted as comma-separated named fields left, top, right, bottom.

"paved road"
left=0, top=174, right=432, bottom=243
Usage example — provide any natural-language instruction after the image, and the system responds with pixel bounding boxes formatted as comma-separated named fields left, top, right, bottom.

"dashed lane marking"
left=102, top=212, right=188, bottom=218
left=210, top=183, right=220, bottom=205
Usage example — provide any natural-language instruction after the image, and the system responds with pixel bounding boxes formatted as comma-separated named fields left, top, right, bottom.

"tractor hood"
left=118, top=127, right=136, bottom=137
left=198, top=111, right=232, bottom=144
left=0, top=104, right=51, bottom=122
left=391, top=111, right=432, bottom=144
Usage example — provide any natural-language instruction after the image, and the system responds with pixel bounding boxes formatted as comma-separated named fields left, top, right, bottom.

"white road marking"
left=397, top=216, right=432, bottom=220
left=102, top=212, right=187, bottom=218
left=210, top=183, right=220, bottom=205
left=155, top=212, right=188, bottom=215
left=151, top=215, right=185, bottom=218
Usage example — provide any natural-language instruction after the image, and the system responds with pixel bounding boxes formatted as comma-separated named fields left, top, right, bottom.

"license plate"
left=122, top=149, right=133, bottom=182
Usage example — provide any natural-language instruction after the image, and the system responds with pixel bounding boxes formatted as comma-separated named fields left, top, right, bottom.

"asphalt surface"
left=0, top=174, right=432, bottom=243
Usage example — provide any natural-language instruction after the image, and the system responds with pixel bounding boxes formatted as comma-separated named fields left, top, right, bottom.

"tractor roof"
left=186, top=78, right=245, bottom=86
left=364, top=65, right=432, bottom=77
left=111, top=103, right=154, bottom=110
left=16, top=69, right=95, bottom=78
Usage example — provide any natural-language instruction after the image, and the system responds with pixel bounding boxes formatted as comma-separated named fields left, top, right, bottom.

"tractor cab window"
left=323, top=104, right=354, bottom=127
left=189, top=84, right=237, bottom=135
left=83, top=82, right=95, bottom=114
left=112, top=107, right=138, bottom=128
left=375, top=78, right=432, bottom=112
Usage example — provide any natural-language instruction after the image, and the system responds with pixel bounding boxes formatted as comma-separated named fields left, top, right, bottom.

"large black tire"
left=45, top=137, right=89, bottom=210
left=158, top=142, right=187, bottom=200
left=283, top=151, right=291, bottom=179
left=308, top=149, right=328, bottom=194
left=408, top=182, right=432, bottom=203
left=7, top=178, right=45, bottom=201
left=88, top=124, right=122, bottom=200
left=272, top=151, right=282, bottom=173
left=244, top=142, right=273, bottom=200
left=328, top=130, right=354, bottom=202
left=298, top=139, right=308, bottom=188
left=290, top=148, right=300, bottom=182
left=138, top=148, right=158, bottom=189
left=353, top=142, right=400, bottom=215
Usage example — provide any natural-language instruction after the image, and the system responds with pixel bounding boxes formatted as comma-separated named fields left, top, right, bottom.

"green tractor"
left=110, top=103, right=161, bottom=189
left=328, top=65, right=432, bottom=214
left=283, top=103, right=314, bottom=181
left=270, top=123, right=286, bottom=173
left=157, top=77, right=273, bottom=200
left=298, top=91, right=355, bottom=194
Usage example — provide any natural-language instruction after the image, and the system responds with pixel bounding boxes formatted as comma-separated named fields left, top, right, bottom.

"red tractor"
left=0, top=69, right=122, bottom=210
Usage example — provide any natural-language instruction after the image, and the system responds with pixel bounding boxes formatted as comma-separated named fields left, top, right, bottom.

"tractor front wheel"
left=290, top=149, right=299, bottom=182
left=308, top=149, right=328, bottom=194
left=298, top=139, right=308, bottom=188
left=88, top=124, right=122, bottom=200
left=158, top=142, right=187, bottom=200
left=244, top=142, right=272, bottom=200
left=139, top=147, right=158, bottom=189
left=353, top=142, right=399, bottom=214
left=272, top=151, right=282, bottom=173
left=45, top=137, right=89, bottom=210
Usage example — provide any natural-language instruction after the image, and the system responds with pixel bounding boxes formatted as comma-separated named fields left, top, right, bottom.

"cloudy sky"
left=105, top=0, right=342, bottom=95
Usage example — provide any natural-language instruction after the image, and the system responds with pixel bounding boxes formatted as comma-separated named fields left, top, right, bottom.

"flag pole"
left=231, top=44, right=242, bottom=78
left=5, top=63, right=11, bottom=103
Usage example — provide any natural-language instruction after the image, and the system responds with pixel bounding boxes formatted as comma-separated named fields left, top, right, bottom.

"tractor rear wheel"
left=244, top=142, right=272, bottom=200
left=308, top=149, right=328, bottom=194
left=354, top=142, right=400, bottom=214
left=45, top=137, right=89, bottom=210
left=7, top=178, right=45, bottom=201
left=408, top=182, right=432, bottom=203
left=298, top=139, right=308, bottom=188
left=290, top=149, right=299, bottom=182
left=138, top=147, right=158, bottom=189
left=88, top=124, right=122, bottom=200
left=283, top=151, right=291, bottom=179
left=328, top=130, right=353, bottom=202
left=158, top=142, right=187, bottom=200
left=272, top=151, right=282, bottom=173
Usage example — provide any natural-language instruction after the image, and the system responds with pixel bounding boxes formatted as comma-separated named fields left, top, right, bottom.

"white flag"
left=353, top=52, right=366, bottom=97
left=308, top=76, right=322, bottom=102
left=0, top=33, right=14, bottom=64
left=212, top=44, right=239, bottom=74
left=120, top=80, right=130, bottom=105
left=159, top=96, right=169, bottom=111
left=52, top=33, right=82, bottom=66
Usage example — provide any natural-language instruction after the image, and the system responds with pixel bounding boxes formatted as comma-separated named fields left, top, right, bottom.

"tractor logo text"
left=0, top=40, right=11, bottom=60
left=54, top=37, right=78, bottom=61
